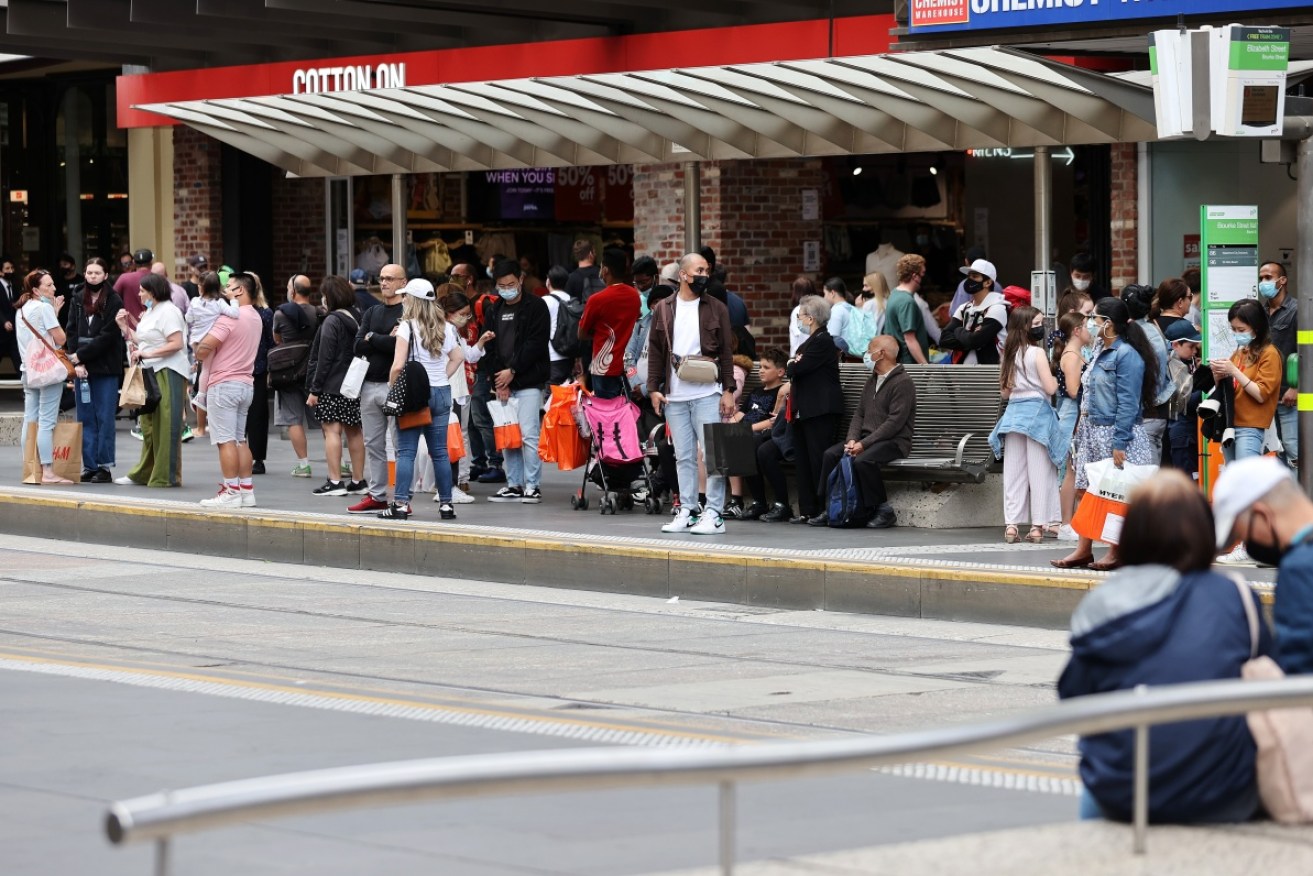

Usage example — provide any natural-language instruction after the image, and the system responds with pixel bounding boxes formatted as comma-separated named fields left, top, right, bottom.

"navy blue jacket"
left=1058, top=566, right=1271, bottom=823
left=1276, top=541, right=1313, bottom=676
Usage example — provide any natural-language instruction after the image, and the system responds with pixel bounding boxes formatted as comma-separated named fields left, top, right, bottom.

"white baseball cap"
left=1212, top=456, right=1295, bottom=548
left=403, top=278, right=435, bottom=300
left=960, top=258, right=998, bottom=284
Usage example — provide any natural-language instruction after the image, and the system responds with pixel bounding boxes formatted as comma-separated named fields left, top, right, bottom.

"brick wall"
left=271, top=175, right=327, bottom=302
left=1108, top=143, right=1138, bottom=291
left=634, top=159, right=824, bottom=350
left=172, top=127, right=223, bottom=281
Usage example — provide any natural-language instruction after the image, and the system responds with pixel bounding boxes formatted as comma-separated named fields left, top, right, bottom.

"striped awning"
left=137, top=46, right=1158, bottom=177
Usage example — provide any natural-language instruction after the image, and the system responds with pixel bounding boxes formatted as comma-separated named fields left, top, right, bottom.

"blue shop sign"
left=908, top=0, right=1310, bottom=34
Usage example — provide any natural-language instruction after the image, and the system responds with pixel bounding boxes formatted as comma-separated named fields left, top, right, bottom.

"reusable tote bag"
left=490, top=397, right=523, bottom=451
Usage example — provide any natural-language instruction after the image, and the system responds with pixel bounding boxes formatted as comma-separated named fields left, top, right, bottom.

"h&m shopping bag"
left=22, top=421, right=82, bottom=484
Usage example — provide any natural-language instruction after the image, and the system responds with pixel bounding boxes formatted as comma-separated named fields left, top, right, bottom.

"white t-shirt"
left=397, top=320, right=458, bottom=388
left=135, top=301, right=191, bottom=379
left=15, top=299, right=59, bottom=372
left=666, top=297, right=721, bottom=402
left=544, top=290, right=567, bottom=363
left=788, top=304, right=807, bottom=357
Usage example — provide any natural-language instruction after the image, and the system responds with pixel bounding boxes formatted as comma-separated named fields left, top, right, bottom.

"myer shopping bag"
left=22, top=421, right=82, bottom=484
left=448, top=412, right=464, bottom=462
left=1072, top=460, right=1158, bottom=545
left=490, top=397, right=523, bottom=451
left=702, top=421, right=758, bottom=477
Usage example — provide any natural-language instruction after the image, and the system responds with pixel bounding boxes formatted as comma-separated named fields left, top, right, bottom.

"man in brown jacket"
left=815, top=335, right=916, bottom=529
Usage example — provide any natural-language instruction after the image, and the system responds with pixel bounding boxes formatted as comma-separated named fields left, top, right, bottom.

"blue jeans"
left=76, top=375, right=120, bottom=470
left=1222, top=426, right=1265, bottom=463
left=393, top=385, right=453, bottom=505
left=501, top=386, right=544, bottom=491
left=591, top=374, right=625, bottom=400
left=666, top=394, right=725, bottom=515
left=469, top=372, right=501, bottom=470
left=22, top=380, right=63, bottom=465
left=1277, top=403, right=1299, bottom=469
left=1055, top=395, right=1079, bottom=482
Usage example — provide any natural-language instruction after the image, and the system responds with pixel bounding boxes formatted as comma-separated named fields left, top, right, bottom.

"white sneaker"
left=689, top=511, right=726, bottom=535
left=1056, top=524, right=1079, bottom=542
left=445, top=485, right=475, bottom=504
left=661, top=508, right=697, bottom=533
left=114, top=476, right=138, bottom=486
left=240, top=489, right=256, bottom=508
left=200, top=486, right=243, bottom=509
left=1217, top=544, right=1252, bottom=565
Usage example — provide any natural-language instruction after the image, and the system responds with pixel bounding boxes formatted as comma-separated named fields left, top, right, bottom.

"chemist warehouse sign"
left=910, top=0, right=1311, bottom=34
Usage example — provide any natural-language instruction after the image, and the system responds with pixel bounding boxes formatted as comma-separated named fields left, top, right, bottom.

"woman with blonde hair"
left=378, top=278, right=465, bottom=520
left=856, top=271, right=891, bottom=336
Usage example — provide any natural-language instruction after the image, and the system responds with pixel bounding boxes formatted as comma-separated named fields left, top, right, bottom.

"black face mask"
left=688, top=275, right=709, bottom=295
left=1028, top=326, right=1046, bottom=342
left=963, top=278, right=984, bottom=296
left=1244, top=512, right=1285, bottom=567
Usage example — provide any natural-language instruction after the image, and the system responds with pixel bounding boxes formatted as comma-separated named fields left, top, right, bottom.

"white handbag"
left=340, top=356, right=369, bottom=400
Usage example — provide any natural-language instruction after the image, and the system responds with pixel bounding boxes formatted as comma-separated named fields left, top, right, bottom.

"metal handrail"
left=106, top=676, right=1313, bottom=875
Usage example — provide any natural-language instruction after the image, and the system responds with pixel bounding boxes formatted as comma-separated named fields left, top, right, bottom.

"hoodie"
left=938, top=290, right=1007, bottom=364
left=1057, top=565, right=1271, bottom=823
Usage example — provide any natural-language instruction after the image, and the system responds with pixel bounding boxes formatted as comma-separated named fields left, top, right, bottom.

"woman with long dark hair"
left=989, top=306, right=1061, bottom=543
left=1052, top=297, right=1158, bottom=571
left=64, top=257, right=125, bottom=482
left=15, top=269, right=70, bottom=483
left=306, top=275, right=366, bottom=497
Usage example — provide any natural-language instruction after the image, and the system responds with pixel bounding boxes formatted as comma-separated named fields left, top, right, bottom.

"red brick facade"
left=272, top=175, right=326, bottom=295
left=1109, top=143, right=1138, bottom=291
left=634, top=159, right=825, bottom=350
left=172, top=126, right=223, bottom=280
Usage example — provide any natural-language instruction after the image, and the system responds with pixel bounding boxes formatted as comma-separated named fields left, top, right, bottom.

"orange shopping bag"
left=447, top=412, right=464, bottom=462
left=1071, top=460, right=1158, bottom=545
left=490, top=397, right=523, bottom=451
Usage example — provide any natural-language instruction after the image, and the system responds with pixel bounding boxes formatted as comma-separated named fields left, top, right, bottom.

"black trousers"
left=0, top=330, right=20, bottom=377
left=749, top=433, right=789, bottom=507
left=790, top=414, right=837, bottom=517
left=819, top=440, right=902, bottom=512
left=247, top=374, right=270, bottom=461
left=549, top=359, right=573, bottom=386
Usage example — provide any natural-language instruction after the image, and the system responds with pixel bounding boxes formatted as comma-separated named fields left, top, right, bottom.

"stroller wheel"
left=601, top=496, right=616, bottom=515
left=645, top=497, right=662, bottom=515
left=570, top=494, right=580, bottom=510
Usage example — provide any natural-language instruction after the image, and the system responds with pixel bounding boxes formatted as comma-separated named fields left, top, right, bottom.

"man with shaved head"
left=814, top=334, right=916, bottom=529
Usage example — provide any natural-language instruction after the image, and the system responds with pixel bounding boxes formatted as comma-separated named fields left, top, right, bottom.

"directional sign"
left=966, top=147, right=1075, bottom=166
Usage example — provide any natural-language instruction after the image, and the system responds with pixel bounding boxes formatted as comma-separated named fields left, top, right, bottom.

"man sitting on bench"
left=813, top=335, right=916, bottom=529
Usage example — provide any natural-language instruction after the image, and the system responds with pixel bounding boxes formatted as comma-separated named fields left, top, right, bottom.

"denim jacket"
left=1139, top=319, right=1173, bottom=408
left=1083, top=337, right=1145, bottom=450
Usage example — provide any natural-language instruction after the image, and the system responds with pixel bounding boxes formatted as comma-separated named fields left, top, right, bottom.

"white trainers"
left=661, top=508, right=698, bottom=533
left=200, top=486, right=243, bottom=509
left=1217, top=543, right=1252, bottom=565
left=114, top=476, right=138, bottom=486
left=445, top=485, right=476, bottom=504
left=689, top=511, right=726, bottom=535
left=240, top=489, right=256, bottom=508
left=1056, top=524, right=1079, bottom=542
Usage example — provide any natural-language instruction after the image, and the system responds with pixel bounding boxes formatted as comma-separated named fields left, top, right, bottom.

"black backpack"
left=266, top=303, right=315, bottom=392
left=581, top=273, right=606, bottom=301
left=550, top=292, right=585, bottom=358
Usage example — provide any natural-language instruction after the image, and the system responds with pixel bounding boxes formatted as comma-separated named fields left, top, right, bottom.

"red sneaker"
left=347, top=495, right=390, bottom=514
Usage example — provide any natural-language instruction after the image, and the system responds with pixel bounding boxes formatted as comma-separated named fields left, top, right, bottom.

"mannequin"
left=865, top=231, right=905, bottom=294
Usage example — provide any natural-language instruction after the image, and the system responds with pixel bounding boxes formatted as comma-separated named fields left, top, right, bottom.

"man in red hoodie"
left=579, top=247, right=640, bottom=399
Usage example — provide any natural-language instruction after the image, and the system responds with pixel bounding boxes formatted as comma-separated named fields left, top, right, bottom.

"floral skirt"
left=1074, top=419, right=1155, bottom=491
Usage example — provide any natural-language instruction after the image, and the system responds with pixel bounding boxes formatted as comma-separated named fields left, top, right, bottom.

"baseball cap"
left=186, top=254, right=208, bottom=269
left=960, top=258, right=998, bottom=284
left=1212, top=456, right=1295, bottom=548
left=1165, top=322, right=1202, bottom=344
left=349, top=268, right=367, bottom=284
left=404, top=278, right=435, bottom=300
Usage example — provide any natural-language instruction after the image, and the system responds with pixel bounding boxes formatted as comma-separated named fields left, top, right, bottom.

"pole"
left=1034, top=145, right=1052, bottom=315
left=683, top=162, right=701, bottom=255
left=391, top=173, right=407, bottom=277
left=719, top=780, right=736, bottom=875
left=1297, top=138, right=1313, bottom=495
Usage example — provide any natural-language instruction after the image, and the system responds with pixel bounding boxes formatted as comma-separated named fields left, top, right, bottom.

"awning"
left=137, top=47, right=1158, bottom=178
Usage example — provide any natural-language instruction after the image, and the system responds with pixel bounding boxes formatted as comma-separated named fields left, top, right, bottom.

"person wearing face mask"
left=988, top=307, right=1062, bottom=544
left=480, top=258, right=550, bottom=504
left=1164, top=322, right=1212, bottom=478
left=306, top=276, right=367, bottom=499
left=815, top=335, right=914, bottom=529
left=15, top=270, right=71, bottom=484
left=64, top=258, right=125, bottom=483
left=1052, top=298, right=1159, bottom=571
left=1214, top=456, right=1313, bottom=676
left=437, top=287, right=494, bottom=504
left=0, top=256, right=20, bottom=376
left=786, top=295, right=844, bottom=525
left=1051, top=311, right=1092, bottom=540
left=1258, top=261, right=1297, bottom=471
left=939, top=258, right=1006, bottom=365
left=883, top=254, right=930, bottom=365
left=1065, top=251, right=1109, bottom=303
left=646, top=252, right=737, bottom=534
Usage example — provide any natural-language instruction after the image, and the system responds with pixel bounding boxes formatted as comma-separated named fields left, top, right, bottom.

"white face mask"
left=1071, top=277, right=1091, bottom=292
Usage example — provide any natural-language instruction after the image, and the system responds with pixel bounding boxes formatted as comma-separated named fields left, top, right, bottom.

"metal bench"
left=739, top=361, right=1002, bottom=485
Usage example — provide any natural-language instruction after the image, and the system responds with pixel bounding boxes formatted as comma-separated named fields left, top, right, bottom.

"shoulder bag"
left=20, top=309, right=75, bottom=388
left=385, top=321, right=432, bottom=419
left=662, top=301, right=718, bottom=384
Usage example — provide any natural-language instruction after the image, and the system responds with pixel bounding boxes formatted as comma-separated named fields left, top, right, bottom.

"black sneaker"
left=740, top=501, right=768, bottom=521
left=760, top=503, right=793, bottom=522
left=488, top=486, right=524, bottom=502
left=91, top=468, right=113, bottom=483
left=723, top=499, right=745, bottom=519
left=251, top=460, right=266, bottom=475
left=313, top=480, right=347, bottom=497
left=346, top=479, right=368, bottom=494
left=377, top=502, right=411, bottom=520
left=520, top=488, right=542, bottom=504
left=438, top=503, right=456, bottom=520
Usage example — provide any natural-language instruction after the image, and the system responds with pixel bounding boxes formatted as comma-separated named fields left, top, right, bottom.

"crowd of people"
left=0, top=243, right=1299, bottom=543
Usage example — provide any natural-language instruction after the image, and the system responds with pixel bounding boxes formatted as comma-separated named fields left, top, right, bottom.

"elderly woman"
left=1059, top=470, right=1270, bottom=824
left=787, top=294, right=844, bottom=524
left=115, top=273, right=189, bottom=487
left=65, top=257, right=125, bottom=483
left=15, top=269, right=70, bottom=483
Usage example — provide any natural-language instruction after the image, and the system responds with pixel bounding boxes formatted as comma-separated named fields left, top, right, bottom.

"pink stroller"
left=570, top=392, right=662, bottom=515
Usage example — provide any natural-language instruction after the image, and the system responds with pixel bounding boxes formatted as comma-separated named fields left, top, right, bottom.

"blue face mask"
left=1080, top=345, right=1095, bottom=364
left=1258, top=280, right=1278, bottom=300
left=1233, top=331, right=1254, bottom=347
left=862, top=352, right=875, bottom=372
left=143, top=298, right=154, bottom=311
left=795, top=318, right=810, bottom=335
left=497, top=285, right=519, bottom=301
left=1085, top=317, right=1100, bottom=338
